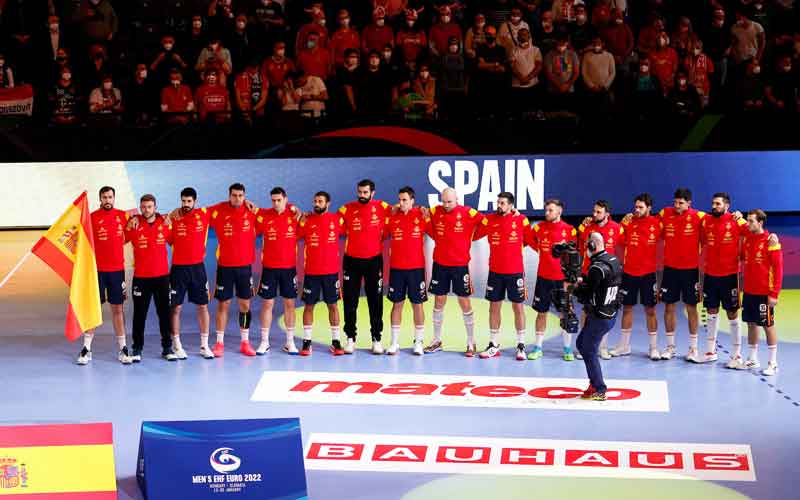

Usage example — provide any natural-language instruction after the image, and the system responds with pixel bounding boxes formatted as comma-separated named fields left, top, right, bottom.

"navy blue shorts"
left=660, top=267, right=700, bottom=305
left=703, top=274, right=740, bottom=311
left=388, top=268, right=427, bottom=304
left=98, top=270, right=125, bottom=305
left=621, top=272, right=658, bottom=307
left=214, top=265, right=253, bottom=301
left=486, top=272, right=526, bottom=303
left=532, top=278, right=563, bottom=312
left=742, top=293, right=775, bottom=327
left=302, top=274, right=340, bottom=305
left=428, top=263, right=472, bottom=297
left=258, top=267, right=298, bottom=300
left=170, top=263, right=209, bottom=306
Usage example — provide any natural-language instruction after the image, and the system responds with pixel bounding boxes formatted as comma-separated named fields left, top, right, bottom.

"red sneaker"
left=580, top=385, right=596, bottom=399
left=300, top=339, right=312, bottom=356
left=212, top=342, right=225, bottom=357
left=329, top=339, right=344, bottom=356
left=240, top=340, right=256, bottom=357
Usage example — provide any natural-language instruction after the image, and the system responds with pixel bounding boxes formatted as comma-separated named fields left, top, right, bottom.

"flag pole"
left=0, top=251, right=32, bottom=290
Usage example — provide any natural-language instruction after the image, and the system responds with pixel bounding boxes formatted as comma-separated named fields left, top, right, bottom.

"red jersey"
left=339, top=199, right=390, bottom=259
left=256, top=207, right=298, bottom=269
left=429, top=23, right=462, bottom=55
left=743, top=231, right=783, bottom=299
left=427, top=205, right=482, bottom=266
left=160, top=84, right=194, bottom=112
left=209, top=203, right=257, bottom=267
left=298, top=212, right=344, bottom=275
left=650, top=47, right=679, bottom=90
left=577, top=220, right=623, bottom=274
left=660, top=207, right=706, bottom=269
left=386, top=208, right=429, bottom=270
left=262, top=57, right=296, bottom=88
left=296, top=48, right=332, bottom=79
left=125, top=215, right=172, bottom=278
left=361, top=24, right=395, bottom=54
left=475, top=213, right=531, bottom=274
left=195, top=84, right=230, bottom=122
left=701, top=213, right=748, bottom=277
left=330, top=29, right=360, bottom=67
left=621, top=215, right=662, bottom=276
left=234, top=70, right=268, bottom=111
left=528, top=220, right=577, bottom=280
left=91, top=208, right=129, bottom=272
left=171, top=207, right=210, bottom=266
left=396, top=28, right=427, bottom=63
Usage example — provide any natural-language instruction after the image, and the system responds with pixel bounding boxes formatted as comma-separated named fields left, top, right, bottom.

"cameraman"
left=575, top=232, right=623, bottom=401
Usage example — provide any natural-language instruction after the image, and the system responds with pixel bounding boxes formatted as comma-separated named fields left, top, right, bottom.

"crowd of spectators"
left=0, top=0, right=798, bottom=127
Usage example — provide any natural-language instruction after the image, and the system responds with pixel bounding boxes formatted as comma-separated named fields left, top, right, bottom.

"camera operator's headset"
left=587, top=238, right=598, bottom=253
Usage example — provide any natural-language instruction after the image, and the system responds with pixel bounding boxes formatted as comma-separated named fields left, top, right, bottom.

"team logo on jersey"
left=0, top=457, right=27, bottom=489
left=456, top=213, right=462, bottom=219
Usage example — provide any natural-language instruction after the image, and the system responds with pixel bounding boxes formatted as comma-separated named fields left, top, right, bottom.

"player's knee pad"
left=239, top=311, right=251, bottom=329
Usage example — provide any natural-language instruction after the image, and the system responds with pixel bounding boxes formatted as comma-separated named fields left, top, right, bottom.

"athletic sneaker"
left=423, top=339, right=443, bottom=353
left=386, top=343, right=400, bottom=355
left=283, top=341, right=299, bottom=355
left=256, top=340, right=270, bottom=355
left=575, top=351, right=584, bottom=360
left=761, top=362, right=779, bottom=376
left=725, top=355, right=745, bottom=369
left=685, top=347, right=702, bottom=363
left=660, top=345, right=677, bottom=360
left=590, top=392, right=607, bottom=401
left=372, top=341, right=384, bottom=355
left=515, top=343, right=526, bottom=361
left=580, top=385, right=595, bottom=399
left=464, top=342, right=477, bottom=357
left=300, top=339, right=313, bottom=356
left=118, top=346, right=132, bottom=364
left=563, top=347, right=575, bottom=362
left=131, top=348, right=143, bottom=363
left=703, top=351, right=719, bottom=363
left=211, top=342, right=225, bottom=357
left=330, top=339, right=344, bottom=356
left=173, top=347, right=188, bottom=360
left=344, top=338, right=356, bottom=354
left=610, top=344, right=631, bottom=357
left=479, top=343, right=501, bottom=359
left=199, top=346, right=215, bottom=359
left=162, top=349, right=178, bottom=361
left=77, top=347, right=92, bottom=365
left=527, top=346, right=543, bottom=360
left=240, top=340, right=256, bottom=357
left=649, top=347, right=661, bottom=361
left=744, top=358, right=761, bottom=370
left=412, top=340, right=424, bottom=356
left=599, top=348, right=612, bottom=360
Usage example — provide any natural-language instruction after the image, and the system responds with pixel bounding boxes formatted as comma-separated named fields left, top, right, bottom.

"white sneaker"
left=761, top=362, right=779, bottom=376
left=199, top=346, right=215, bottom=359
left=343, top=338, right=356, bottom=354
left=386, top=343, right=400, bottom=355
left=685, top=347, right=702, bottom=363
left=372, top=341, right=384, bottom=355
left=649, top=347, right=661, bottom=361
left=575, top=351, right=584, bottom=360
left=599, top=348, right=612, bottom=360
left=660, top=345, right=677, bottom=360
left=610, top=344, right=632, bottom=357
left=703, top=351, right=719, bottom=363
left=77, top=347, right=92, bottom=365
left=118, top=346, right=132, bottom=365
left=726, top=355, right=745, bottom=370
left=412, top=340, right=424, bottom=356
left=173, top=346, right=188, bottom=360
left=744, top=358, right=761, bottom=370
left=479, top=343, right=501, bottom=359
left=282, top=341, right=298, bottom=355
left=256, top=340, right=270, bottom=355
left=515, top=343, right=526, bottom=361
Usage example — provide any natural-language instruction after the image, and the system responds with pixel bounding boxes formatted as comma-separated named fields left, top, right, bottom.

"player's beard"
left=357, top=196, right=369, bottom=204
left=181, top=206, right=192, bottom=214
left=711, top=208, right=724, bottom=217
left=102, top=203, right=113, bottom=210
left=594, top=215, right=607, bottom=225
left=313, top=206, right=325, bottom=214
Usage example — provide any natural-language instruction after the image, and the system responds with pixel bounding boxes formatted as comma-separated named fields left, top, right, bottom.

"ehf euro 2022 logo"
left=209, top=448, right=242, bottom=474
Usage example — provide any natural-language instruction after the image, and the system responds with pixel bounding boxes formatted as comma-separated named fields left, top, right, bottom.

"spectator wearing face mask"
left=667, top=70, right=701, bottom=117
left=296, top=8, right=329, bottom=57
left=89, top=73, right=123, bottom=116
left=79, top=0, right=119, bottom=43
left=297, top=31, right=333, bottom=80
left=552, top=0, right=584, bottom=25
left=543, top=32, right=580, bottom=110
left=498, top=7, right=530, bottom=56
left=0, top=54, right=16, bottom=89
left=263, top=41, right=296, bottom=97
left=412, top=62, right=436, bottom=116
left=195, top=68, right=231, bottom=122
left=637, top=15, right=665, bottom=58
left=735, top=59, right=765, bottom=111
left=581, top=35, right=615, bottom=113
left=465, top=13, right=488, bottom=62
left=397, top=9, right=427, bottom=71
left=764, top=54, right=799, bottom=112
left=381, top=44, right=410, bottom=90
left=49, top=47, right=72, bottom=90
left=86, top=44, right=113, bottom=91
left=338, top=49, right=361, bottom=116
left=568, top=4, right=596, bottom=54
left=429, top=6, right=461, bottom=57
left=49, top=66, right=81, bottom=125
left=439, top=36, right=468, bottom=119
left=474, top=25, right=510, bottom=115
left=650, top=32, right=678, bottom=93
left=330, top=9, right=360, bottom=69
left=234, top=58, right=269, bottom=122
left=151, top=35, right=188, bottom=87
left=362, top=7, right=394, bottom=58
left=227, top=14, right=252, bottom=74
left=36, top=15, right=71, bottom=68
left=509, top=28, right=543, bottom=112
left=630, top=58, right=663, bottom=118
left=684, top=37, right=714, bottom=108
left=671, top=17, right=694, bottom=59
left=293, top=70, right=328, bottom=118
left=160, top=68, right=195, bottom=124
left=534, top=10, right=559, bottom=57
left=731, top=10, right=765, bottom=77
left=601, top=9, right=634, bottom=80
left=196, top=38, right=233, bottom=85
left=126, top=63, right=159, bottom=126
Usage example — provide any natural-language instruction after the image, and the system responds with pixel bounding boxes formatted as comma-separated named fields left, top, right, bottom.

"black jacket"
left=576, top=250, right=623, bottom=319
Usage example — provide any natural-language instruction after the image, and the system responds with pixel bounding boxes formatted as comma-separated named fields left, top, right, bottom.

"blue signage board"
left=137, top=418, right=307, bottom=500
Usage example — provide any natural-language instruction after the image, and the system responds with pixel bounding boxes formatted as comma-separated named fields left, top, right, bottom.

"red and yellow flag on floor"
left=31, top=192, right=102, bottom=341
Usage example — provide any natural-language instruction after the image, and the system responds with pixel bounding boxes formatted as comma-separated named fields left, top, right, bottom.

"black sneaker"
left=330, top=339, right=344, bottom=355
left=131, top=348, right=142, bottom=363
left=300, top=339, right=313, bottom=356
left=118, top=346, right=132, bottom=365
left=162, top=349, right=178, bottom=361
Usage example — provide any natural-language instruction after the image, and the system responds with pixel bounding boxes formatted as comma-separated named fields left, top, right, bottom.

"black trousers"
left=342, top=255, right=384, bottom=341
left=132, top=275, right=172, bottom=351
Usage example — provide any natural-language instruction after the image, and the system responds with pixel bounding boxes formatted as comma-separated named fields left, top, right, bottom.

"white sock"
left=666, top=331, right=675, bottom=347
left=730, top=320, right=741, bottom=357
left=286, top=326, right=295, bottom=343
left=331, top=326, right=341, bottom=341
left=116, top=335, right=126, bottom=349
left=241, top=329, right=250, bottom=342
left=216, top=331, right=225, bottom=344
left=768, top=344, right=778, bottom=365
left=747, top=343, right=758, bottom=361
left=600, top=333, right=608, bottom=350
left=432, top=308, right=444, bottom=341
left=391, top=324, right=400, bottom=345
left=83, top=333, right=94, bottom=349
left=200, top=333, right=209, bottom=349
left=516, top=330, right=525, bottom=345
left=689, top=333, right=698, bottom=350
left=260, top=327, right=269, bottom=344
left=463, top=310, right=475, bottom=344
left=535, top=331, right=544, bottom=348
left=414, top=325, right=425, bottom=342
left=489, top=329, right=499, bottom=346
left=172, top=335, right=183, bottom=351
left=648, top=331, right=657, bottom=349
left=561, top=330, right=571, bottom=349
left=303, top=325, right=313, bottom=340
left=619, top=328, right=632, bottom=347
left=706, top=314, right=719, bottom=353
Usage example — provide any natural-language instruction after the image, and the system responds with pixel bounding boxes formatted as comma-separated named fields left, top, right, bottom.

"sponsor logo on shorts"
left=251, top=371, right=669, bottom=412
left=304, top=433, right=755, bottom=482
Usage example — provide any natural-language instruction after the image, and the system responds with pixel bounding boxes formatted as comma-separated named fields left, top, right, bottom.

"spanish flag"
left=31, top=192, right=102, bottom=341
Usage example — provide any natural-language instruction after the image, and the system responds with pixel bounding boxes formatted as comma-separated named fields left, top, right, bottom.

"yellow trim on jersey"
left=768, top=244, right=782, bottom=251
left=468, top=208, right=478, bottom=217
left=522, top=218, right=529, bottom=226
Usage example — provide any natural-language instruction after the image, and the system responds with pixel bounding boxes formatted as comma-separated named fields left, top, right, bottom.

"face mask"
left=754, top=3, right=763, bottom=9
left=615, top=18, right=623, bottom=24
left=477, top=21, right=486, bottom=28
left=511, top=16, right=521, bottom=23
left=63, top=73, right=72, bottom=80
left=376, top=18, right=385, bottom=26
left=678, top=78, right=687, bottom=86
left=407, top=20, right=415, bottom=27
left=50, top=23, right=59, bottom=31
left=383, top=51, right=392, bottom=60
left=171, top=79, right=180, bottom=86
left=640, top=65, right=649, bottom=73
left=318, top=19, right=326, bottom=26
left=307, top=40, right=316, bottom=49
left=193, top=21, right=202, bottom=29
left=163, top=43, right=173, bottom=50
left=694, top=48, right=701, bottom=55
left=103, top=82, right=113, bottom=90
left=276, top=49, right=285, bottom=57
left=237, top=21, right=246, bottom=29
left=420, top=71, right=429, bottom=79
left=783, top=65, right=792, bottom=72
left=593, top=45, right=602, bottom=53
left=441, top=16, right=451, bottom=23
left=576, top=14, right=587, bottom=22
left=752, top=66, right=761, bottom=74
left=341, top=18, right=350, bottom=27
left=139, top=70, right=147, bottom=78
left=449, top=44, right=459, bottom=53
left=557, top=45, right=567, bottom=53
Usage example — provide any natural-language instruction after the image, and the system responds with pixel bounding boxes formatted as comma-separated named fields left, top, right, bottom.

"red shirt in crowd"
left=171, top=207, right=211, bottom=266
left=262, top=57, right=296, bottom=89
left=195, top=83, right=230, bottom=122
left=256, top=206, right=298, bottom=269
left=577, top=219, right=623, bottom=274
left=361, top=24, right=394, bottom=54
left=474, top=213, right=531, bottom=275
left=296, top=23, right=329, bottom=54
left=330, top=28, right=360, bottom=67
left=684, top=53, right=714, bottom=95
left=91, top=208, right=129, bottom=272
left=386, top=208, right=429, bottom=270
left=429, top=23, right=462, bottom=55
left=298, top=211, right=344, bottom=275
left=660, top=207, right=706, bottom=269
left=621, top=215, right=662, bottom=276
left=650, top=47, right=679, bottom=91
left=339, top=199, right=390, bottom=259
left=209, top=203, right=257, bottom=267
left=297, top=47, right=332, bottom=79
left=528, top=220, right=577, bottom=280
left=701, top=213, right=748, bottom=277
left=396, top=28, right=427, bottom=64
left=427, top=204, right=482, bottom=266
left=743, top=230, right=783, bottom=299
left=161, top=84, right=194, bottom=113
left=234, top=70, right=268, bottom=112
left=125, top=215, right=172, bottom=278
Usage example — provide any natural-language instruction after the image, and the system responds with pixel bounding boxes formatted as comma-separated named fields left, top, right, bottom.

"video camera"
left=552, top=242, right=582, bottom=284
left=549, top=242, right=582, bottom=334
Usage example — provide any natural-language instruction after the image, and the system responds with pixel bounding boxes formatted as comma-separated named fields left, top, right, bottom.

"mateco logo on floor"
left=250, top=371, right=669, bottom=412
left=305, top=434, right=755, bottom=482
